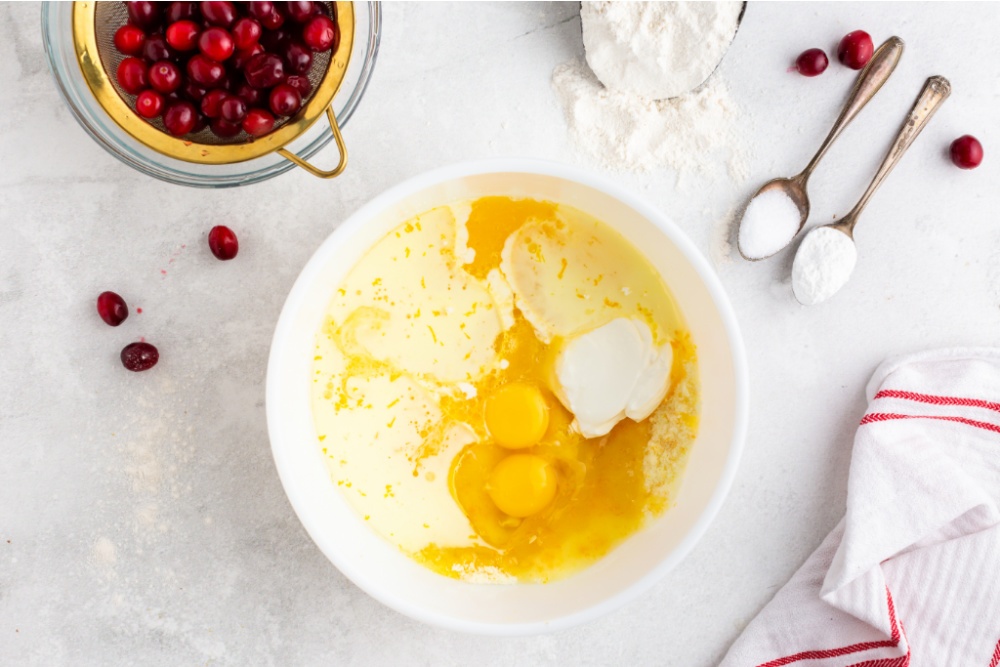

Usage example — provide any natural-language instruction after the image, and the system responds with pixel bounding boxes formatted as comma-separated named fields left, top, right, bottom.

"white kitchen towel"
left=720, top=348, right=1000, bottom=667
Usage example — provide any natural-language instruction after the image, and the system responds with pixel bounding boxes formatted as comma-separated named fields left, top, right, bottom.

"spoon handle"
left=799, top=37, right=905, bottom=181
left=843, top=76, right=952, bottom=229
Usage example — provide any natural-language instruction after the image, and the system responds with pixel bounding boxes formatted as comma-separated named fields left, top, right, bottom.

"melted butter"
left=310, top=196, right=700, bottom=582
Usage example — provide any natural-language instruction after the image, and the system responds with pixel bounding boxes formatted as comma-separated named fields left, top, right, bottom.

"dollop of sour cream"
left=554, top=318, right=673, bottom=438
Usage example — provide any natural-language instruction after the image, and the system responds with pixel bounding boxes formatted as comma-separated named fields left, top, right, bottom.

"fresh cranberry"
left=260, top=5, right=286, bottom=30
left=166, top=20, right=200, bottom=51
left=302, top=15, right=337, bottom=52
left=837, top=30, right=874, bottom=70
left=148, top=60, right=183, bottom=93
left=220, top=95, right=248, bottom=122
left=165, top=1, right=199, bottom=23
left=114, top=25, right=146, bottom=56
left=259, top=27, right=291, bottom=53
left=242, top=108, right=275, bottom=137
left=950, top=135, right=984, bottom=169
left=283, top=41, right=312, bottom=74
left=121, top=342, right=159, bottom=372
left=201, top=1, right=237, bottom=27
left=200, top=88, right=229, bottom=117
left=284, top=75, right=311, bottom=98
left=232, top=43, right=265, bottom=70
left=269, top=83, right=301, bottom=116
left=248, top=1, right=275, bottom=20
left=795, top=48, right=828, bottom=77
left=232, top=17, right=262, bottom=50
left=286, top=1, right=317, bottom=22
left=187, top=54, right=225, bottom=86
left=126, top=1, right=161, bottom=30
left=210, top=117, right=242, bottom=138
left=143, top=35, right=176, bottom=63
left=243, top=52, right=285, bottom=88
left=97, top=291, right=129, bottom=326
left=163, top=101, right=198, bottom=135
left=182, top=80, right=208, bottom=102
left=199, top=26, right=235, bottom=61
left=136, top=89, right=165, bottom=118
left=116, top=57, right=148, bottom=95
left=208, top=225, right=239, bottom=259
left=234, top=81, right=262, bottom=106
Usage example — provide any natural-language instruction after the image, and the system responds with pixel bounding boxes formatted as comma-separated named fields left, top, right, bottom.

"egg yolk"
left=484, top=383, right=549, bottom=449
left=487, top=454, right=558, bottom=518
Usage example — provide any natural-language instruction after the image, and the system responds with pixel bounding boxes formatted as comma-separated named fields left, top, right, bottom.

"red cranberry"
left=795, top=48, right=829, bottom=77
left=208, top=225, right=239, bottom=259
left=283, top=41, right=313, bottom=74
left=269, top=83, right=301, bottom=116
left=121, top=342, right=159, bottom=372
left=199, top=26, right=235, bottom=61
left=284, top=75, right=311, bottom=98
left=127, top=1, right=161, bottom=30
left=260, top=5, right=286, bottom=30
left=164, top=101, right=198, bottom=135
left=165, top=1, right=199, bottom=23
left=210, top=118, right=242, bottom=138
left=187, top=54, right=225, bottom=86
left=143, top=35, right=176, bottom=63
left=234, top=81, right=262, bottom=106
left=136, top=89, right=165, bottom=118
left=302, top=15, right=337, bottom=52
left=116, top=57, right=148, bottom=95
left=950, top=135, right=984, bottom=169
left=232, top=43, right=265, bottom=70
left=220, top=95, right=248, bottom=122
left=201, top=1, right=237, bottom=27
left=201, top=88, right=229, bottom=117
left=232, top=17, right=262, bottom=50
left=166, top=20, right=200, bottom=51
left=244, top=52, right=285, bottom=88
left=242, top=108, right=275, bottom=137
left=97, top=291, right=129, bottom=326
left=248, top=1, right=275, bottom=21
left=148, top=60, right=183, bottom=93
left=114, top=25, right=146, bottom=56
left=837, top=30, right=874, bottom=70
left=259, top=27, right=292, bottom=53
left=286, top=1, right=317, bottom=22
left=182, top=80, right=208, bottom=102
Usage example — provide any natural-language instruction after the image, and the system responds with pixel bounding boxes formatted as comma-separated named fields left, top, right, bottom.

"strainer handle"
left=277, top=106, right=348, bottom=179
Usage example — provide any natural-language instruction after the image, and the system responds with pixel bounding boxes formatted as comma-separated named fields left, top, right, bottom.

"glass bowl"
left=41, top=1, right=381, bottom=188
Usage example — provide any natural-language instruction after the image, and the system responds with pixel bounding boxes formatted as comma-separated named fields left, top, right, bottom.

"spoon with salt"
left=738, top=37, right=905, bottom=261
left=791, top=75, right=952, bottom=305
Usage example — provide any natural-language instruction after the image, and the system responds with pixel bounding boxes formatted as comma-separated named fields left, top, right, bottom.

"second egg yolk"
left=487, top=454, right=558, bottom=517
left=484, top=383, right=549, bottom=449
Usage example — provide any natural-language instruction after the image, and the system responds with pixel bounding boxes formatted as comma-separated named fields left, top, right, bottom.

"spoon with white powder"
left=792, top=76, right=951, bottom=305
left=738, top=37, right=905, bottom=261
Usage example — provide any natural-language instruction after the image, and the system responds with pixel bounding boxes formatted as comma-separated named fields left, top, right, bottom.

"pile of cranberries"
left=98, top=226, right=241, bottom=372
left=112, top=1, right=339, bottom=140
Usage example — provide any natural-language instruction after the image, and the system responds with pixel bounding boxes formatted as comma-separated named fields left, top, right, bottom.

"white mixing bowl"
left=266, top=159, right=748, bottom=635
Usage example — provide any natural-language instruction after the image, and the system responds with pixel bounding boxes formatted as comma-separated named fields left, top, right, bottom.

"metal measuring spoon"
left=738, top=37, right=905, bottom=261
left=791, top=76, right=952, bottom=305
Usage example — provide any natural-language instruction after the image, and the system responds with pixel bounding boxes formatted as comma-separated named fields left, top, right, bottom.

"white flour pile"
left=552, top=3, right=747, bottom=179
left=582, top=1, right=743, bottom=100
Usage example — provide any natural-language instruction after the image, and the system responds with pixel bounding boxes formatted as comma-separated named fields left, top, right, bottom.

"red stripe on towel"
left=988, top=638, right=1000, bottom=667
left=861, top=412, right=1000, bottom=435
left=874, top=390, right=1000, bottom=413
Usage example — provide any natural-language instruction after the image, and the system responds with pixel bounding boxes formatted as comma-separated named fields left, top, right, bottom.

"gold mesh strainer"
left=73, top=1, right=354, bottom=178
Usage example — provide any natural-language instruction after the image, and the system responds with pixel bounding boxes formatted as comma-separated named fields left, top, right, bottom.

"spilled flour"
left=551, top=58, right=748, bottom=184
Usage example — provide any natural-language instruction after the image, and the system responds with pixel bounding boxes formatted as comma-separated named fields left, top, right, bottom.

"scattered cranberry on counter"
left=837, top=30, right=874, bottom=70
left=950, top=135, right=984, bottom=169
left=121, top=342, right=159, bottom=372
left=208, top=225, right=239, bottom=260
left=794, top=48, right=828, bottom=77
left=97, top=291, right=129, bottom=326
